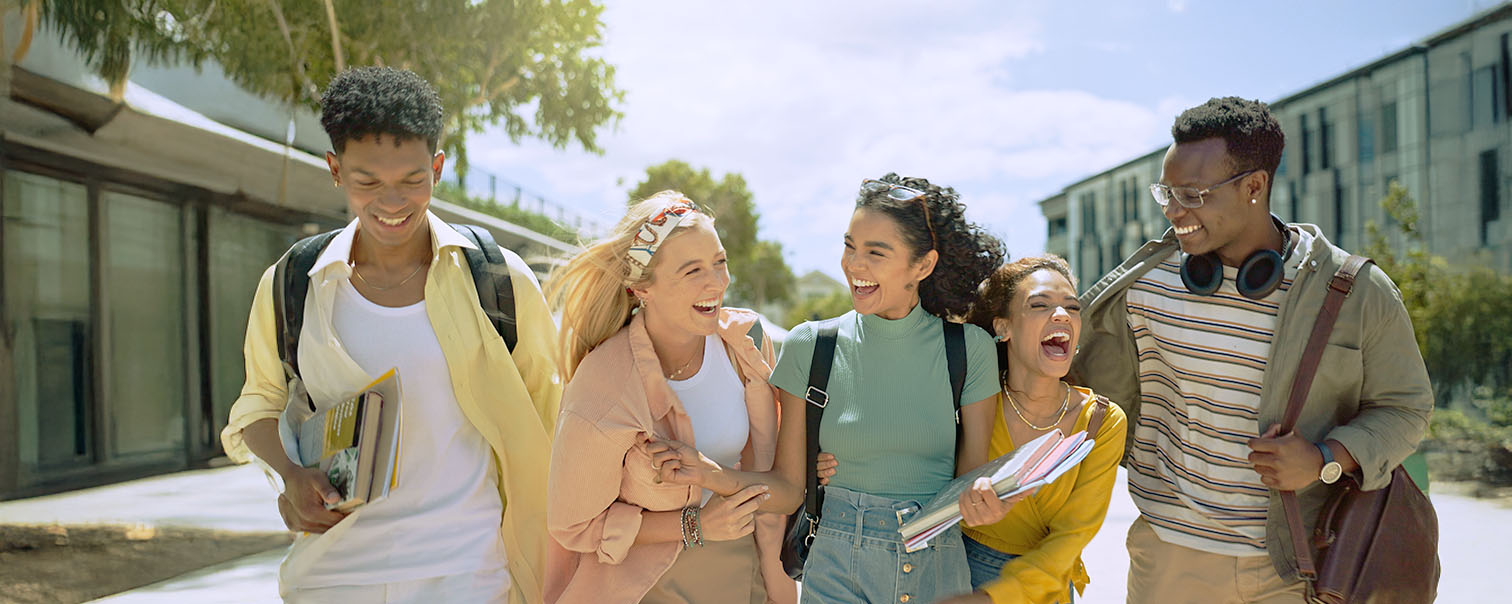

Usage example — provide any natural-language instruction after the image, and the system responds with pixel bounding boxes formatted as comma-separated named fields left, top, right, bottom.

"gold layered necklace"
left=1003, top=380, right=1072, bottom=431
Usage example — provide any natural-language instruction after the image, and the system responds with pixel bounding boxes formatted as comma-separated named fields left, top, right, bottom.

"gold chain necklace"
left=351, top=261, right=426, bottom=291
left=665, top=345, right=702, bottom=380
left=1004, top=381, right=1071, bottom=431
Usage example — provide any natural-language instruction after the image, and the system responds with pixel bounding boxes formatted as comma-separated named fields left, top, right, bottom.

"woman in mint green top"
left=774, top=173, right=1005, bottom=604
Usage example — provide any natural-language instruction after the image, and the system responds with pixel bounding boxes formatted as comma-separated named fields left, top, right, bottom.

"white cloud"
left=467, top=1, right=1172, bottom=278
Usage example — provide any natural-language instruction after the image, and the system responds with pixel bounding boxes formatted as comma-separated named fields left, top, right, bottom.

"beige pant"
left=284, top=567, right=510, bottom=603
left=1126, top=517, right=1307, bottom=604
left=642, top=534, right=765, bottom=604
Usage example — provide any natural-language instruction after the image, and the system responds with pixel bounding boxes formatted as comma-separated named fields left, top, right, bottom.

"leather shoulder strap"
left=451, top=223, right=518, bottom=352
left=1280, top=254, right=1373, bottom=582
left=801, top=320, right=841, bottom=518
left=1087, top=394, right=1112, bottom=437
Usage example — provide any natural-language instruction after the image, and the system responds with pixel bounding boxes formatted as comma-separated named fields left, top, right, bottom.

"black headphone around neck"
left=1179, top=216, right=1293, bottom=300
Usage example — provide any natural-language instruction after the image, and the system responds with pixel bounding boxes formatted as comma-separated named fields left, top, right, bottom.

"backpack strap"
left=450, top=223, right=518, bottom=353
left=272, top=229, right=340, bottom=412
left=798, top=319, right=842, bottom=543
left=943, top=321, right=967, bottom=445
left=1086, top=394, right=1113, bottom=437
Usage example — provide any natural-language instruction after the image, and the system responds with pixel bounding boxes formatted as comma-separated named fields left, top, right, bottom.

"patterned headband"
left=626, top=198, right=700, bottom=282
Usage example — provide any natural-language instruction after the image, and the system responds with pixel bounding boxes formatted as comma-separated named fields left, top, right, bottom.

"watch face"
left=1321, top=462, right=1344, bottom=484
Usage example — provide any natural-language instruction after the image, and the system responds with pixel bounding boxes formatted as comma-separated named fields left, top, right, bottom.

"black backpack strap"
left=451, top=223, right=518, bottom=353
left=943, top=321, right=967, bottom=445
left=800, top=320, right=841, bottom=538
left=273, top=230, right=340, bottom=394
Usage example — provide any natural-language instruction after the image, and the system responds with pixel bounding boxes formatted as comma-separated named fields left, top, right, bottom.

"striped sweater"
left=1122, top=229, right=1309, bottom=556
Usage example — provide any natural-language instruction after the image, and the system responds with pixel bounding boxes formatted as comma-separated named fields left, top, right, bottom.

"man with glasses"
left=1069, top=97, right=1431, bottom=603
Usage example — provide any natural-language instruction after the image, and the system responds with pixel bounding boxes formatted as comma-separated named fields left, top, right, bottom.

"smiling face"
left=993, top=269, right=1082, bottom=381
left=1158, top=137, right=1272, bottom=265
left=842, top=208, right=938, bottom=319
left=327, top=134, right=444, bottom=250
left=633, top=217, right=730, bottom=338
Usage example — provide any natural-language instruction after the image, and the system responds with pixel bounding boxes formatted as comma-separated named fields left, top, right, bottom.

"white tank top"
left=666, top=335, right=751, bottom=504
left=300, top=278, right=508, bottom=587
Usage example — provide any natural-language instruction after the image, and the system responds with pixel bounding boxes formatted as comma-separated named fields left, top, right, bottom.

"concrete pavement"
left=1, top=464, right=1504, bottom=602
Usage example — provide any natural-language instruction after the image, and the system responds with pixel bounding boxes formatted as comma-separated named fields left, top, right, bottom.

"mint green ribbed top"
left=770, top=304, right=999, bottom=501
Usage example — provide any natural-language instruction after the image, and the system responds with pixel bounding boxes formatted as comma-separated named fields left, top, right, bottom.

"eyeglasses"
left=1149, top=169, right=1258, bottom=209
left=857, top=179, right=937, bottom=249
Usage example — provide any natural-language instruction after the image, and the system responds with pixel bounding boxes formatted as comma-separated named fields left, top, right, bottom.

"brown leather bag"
left=1277, top=255, right=1440, bottom=604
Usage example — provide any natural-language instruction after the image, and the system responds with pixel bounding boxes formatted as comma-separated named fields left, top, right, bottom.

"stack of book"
left=900, top=429, right=1095, bottom=552
left=282, top=370, right=403, bottom=512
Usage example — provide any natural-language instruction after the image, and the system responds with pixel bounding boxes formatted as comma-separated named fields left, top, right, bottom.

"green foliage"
left=28, top=0, right=624, bottom=173
left=784, top=292, right=853, bottom=329
left=1364, top=181, right=1512, bottom=405
left=627, top=160, right=796, bottom=308
left=433, top=181, right=578, bottom=244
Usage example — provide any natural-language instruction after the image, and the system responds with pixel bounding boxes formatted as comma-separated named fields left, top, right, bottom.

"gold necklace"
left=1004, top=381, right=1071, bottom=431
left=665, top=345, right=702, bottom=380
left=351, top=261, right=426, bottom=291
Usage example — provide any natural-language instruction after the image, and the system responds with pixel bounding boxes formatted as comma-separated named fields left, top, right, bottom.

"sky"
left=463, top=0, right=1483, bottom=281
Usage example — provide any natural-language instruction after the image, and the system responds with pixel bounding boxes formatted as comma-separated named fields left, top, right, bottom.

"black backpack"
left=270, top=222, right=517, bottom=410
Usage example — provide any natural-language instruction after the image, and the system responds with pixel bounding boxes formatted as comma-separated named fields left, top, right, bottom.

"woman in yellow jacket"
left=819, top=255, right=1126, bottom=604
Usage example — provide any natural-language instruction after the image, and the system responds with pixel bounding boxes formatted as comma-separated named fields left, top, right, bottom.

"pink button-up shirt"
left=544, top=308, right=797, bottom=604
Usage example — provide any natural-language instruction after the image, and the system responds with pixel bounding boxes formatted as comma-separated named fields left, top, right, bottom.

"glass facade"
left=3, top=172, right=94, bottom=473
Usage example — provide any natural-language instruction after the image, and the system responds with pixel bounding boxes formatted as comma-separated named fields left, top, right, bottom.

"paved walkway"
left=2, top=464, right=1505, bottom=602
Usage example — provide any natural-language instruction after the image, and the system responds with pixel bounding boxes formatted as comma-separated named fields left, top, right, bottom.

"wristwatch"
left=1316, top=441, right=1343, bottom=484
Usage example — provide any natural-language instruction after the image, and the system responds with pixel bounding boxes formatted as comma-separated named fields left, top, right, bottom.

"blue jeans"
left=963, top=534, right=1074, bottom=603
left=800, top=486, right=971, bottom=604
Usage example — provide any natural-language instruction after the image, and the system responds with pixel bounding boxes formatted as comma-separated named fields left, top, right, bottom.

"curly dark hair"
left=854, top=173, right=1006, bottom=318
left=1171, top=97, right=1285, bottom=196
left=965, top=255, right=1076, bottom=383
left=320, top=66, right=444, bottom=154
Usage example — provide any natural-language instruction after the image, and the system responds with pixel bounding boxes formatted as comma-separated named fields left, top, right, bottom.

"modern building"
left=0, top=17, right=576, bottom=499
left=1041, top=3, right=1512, bottom=289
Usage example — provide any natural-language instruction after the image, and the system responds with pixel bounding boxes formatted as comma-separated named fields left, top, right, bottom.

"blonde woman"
left=542, top=192, right=798, bottom=604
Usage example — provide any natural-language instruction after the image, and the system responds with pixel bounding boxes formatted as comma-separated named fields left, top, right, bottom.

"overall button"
left=899, top=595, right=911, bottom=603
left=902, top=563, right=913, bottom=573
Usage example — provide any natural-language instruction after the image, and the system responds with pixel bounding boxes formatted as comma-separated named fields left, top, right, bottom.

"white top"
left=1123, top=228, right=1310, bottom=557
left=299, top=278, right=508, bottom=587
left=667, top=335, right=750, bottom=504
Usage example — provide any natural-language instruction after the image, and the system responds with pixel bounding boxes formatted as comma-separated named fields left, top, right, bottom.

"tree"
left=783, top=291, right=853, bottom=329
left=1365, top=181, right=1512, bottom=405
left=627, top=160, right=795, bottom=308
left=23, top=0, right=623, bottom=173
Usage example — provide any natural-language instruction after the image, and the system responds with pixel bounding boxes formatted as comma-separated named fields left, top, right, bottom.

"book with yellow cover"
left=280, top=369, right=403, bottom=511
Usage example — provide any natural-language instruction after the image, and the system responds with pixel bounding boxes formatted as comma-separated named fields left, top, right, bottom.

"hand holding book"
left=959, top=476, right=1039, bottom=528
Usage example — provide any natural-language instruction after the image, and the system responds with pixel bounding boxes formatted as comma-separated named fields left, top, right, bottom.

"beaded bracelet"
left=680, top=505, right=704, bottom=549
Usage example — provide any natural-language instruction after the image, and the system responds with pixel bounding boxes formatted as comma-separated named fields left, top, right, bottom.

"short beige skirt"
left=641, top=533, right=765, bottom=604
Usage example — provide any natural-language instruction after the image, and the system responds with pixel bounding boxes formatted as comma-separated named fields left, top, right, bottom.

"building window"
left=1333, top=177, right=1346, bottom=244
left=1357, top=109, right=1376, bottom=163
left=1319, top=107, right=1333, bottom=171
left=1081, top=193, right=1097, bottom=235
left=208, top=208, right=300, bottom=449
left=1300, top=114, right=1313, bottom=176
left=1047, top=217, right=1067, bottom=238
left=1277, top=148, right=1288, bottom=177
left=1381, top=102, right=1399, bottom=153
left=3, top=172, right=95, bottom=471
left=1481, top=149, right=1501, bottom=246
left=104, top=191, right=189, bottom=458
left=1473, top=65, right=1501, bottom=128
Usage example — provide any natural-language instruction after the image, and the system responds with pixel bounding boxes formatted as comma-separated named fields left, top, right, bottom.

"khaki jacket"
left=544, top=308, right=798, bottom=604
left=1068, top=223, right=1432, bottom=581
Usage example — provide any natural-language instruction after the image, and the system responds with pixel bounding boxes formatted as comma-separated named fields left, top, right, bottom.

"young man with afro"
left=1070, top=97, right=1432, bottom=603
left=221, top=66, right=561, bottom=603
